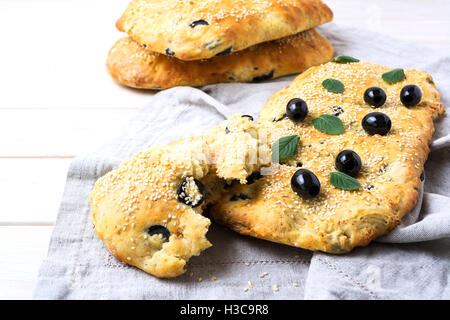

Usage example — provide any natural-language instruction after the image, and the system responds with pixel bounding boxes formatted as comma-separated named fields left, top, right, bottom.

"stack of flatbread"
left=107, top=0, right=335, bottom=90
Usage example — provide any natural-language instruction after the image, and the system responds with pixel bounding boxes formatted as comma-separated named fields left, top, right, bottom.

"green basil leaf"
left=332, top=56, right=360, bottom=63
left=312, top=114, right=344, bottom=135
left=382, top=68, right=406, bottom=84
left=322, top=78, right=345, bottom=93
left=330, top=172, right=361, bottom=190
left=272, top=135, right=300, bottom=162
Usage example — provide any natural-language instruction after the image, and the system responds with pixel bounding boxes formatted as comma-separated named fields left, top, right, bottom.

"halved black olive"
left=286, top=98, right=308, bottom=122
left=147, top=225, right=170, bottom=242
left=177, top=177, right=205, bottom=207
left=362, top=112, right=392, bottom=136
left=364, top=87, right=387, bottom=108
left=291, top=169, right=320, bottom=199
left=230, top=194, right=249, bottom=201
left=335, top=150, right=362, bottom=177
left=252, top=70, right=274, bottom=82
left=189, top=19, right=209, bottom=28
left=400, top=85, right=422, bottom=107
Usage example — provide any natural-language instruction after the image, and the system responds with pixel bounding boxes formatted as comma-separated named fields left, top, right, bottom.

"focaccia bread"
left=90, top=114, right=269, bottom=278
left=106, top=29, right=334, bottom=90
left=116, top=0, right=333, bottom=60
left=208, top=61, right=444, bottom=254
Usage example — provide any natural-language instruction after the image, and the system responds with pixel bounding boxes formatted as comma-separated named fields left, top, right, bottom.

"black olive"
left=362, top=112, right=392, bottom=136
left=400, top=84, right=422, bottom=107
left=364, top=87, right=387, bottom=108
left=286, top=98, right=308, bottom=122
left=335, top=150, right=362, bottom=177
left=177, top=177, right=205, bottom=207
left=246, top=171, right=262, bottom=184
left=225, top=127, right=230, bottom=134
left=147, top=225, right=170, bottom=242
left=215, top=46, right=232, bottom=56
left=331, top=106, right=344, bottom=116
left=230, top=194, right=249, bottom=201
left=252, top=70, right=274, bottom=82
left=272, top=113, right=287, bottom=122
left=189, top=19, right=209, bottom=28
left=242, top=115, right=254, bottom=121
left=291, top=169, right=320, bottom=199
left=165, top=48, right=175, bottom=56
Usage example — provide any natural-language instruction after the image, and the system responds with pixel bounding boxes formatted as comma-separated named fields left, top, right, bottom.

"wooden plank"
left=0, top=226, right=53, bottom=299
left=326, top=0, right=450, bottom=52
left=0, top=0, right=155, bottom=110
left=0, top=159, right=72, bottom=223
left=327, top=0, right=450, bottom=20
left=0, top=108, right=137, bottom=157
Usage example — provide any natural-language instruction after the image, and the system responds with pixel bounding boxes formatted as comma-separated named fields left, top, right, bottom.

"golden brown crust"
left=106, top=29, right=334, bottom=90
left=209, top=62, right=444, bottom=254
left=116, top=0, right=333, bottom=60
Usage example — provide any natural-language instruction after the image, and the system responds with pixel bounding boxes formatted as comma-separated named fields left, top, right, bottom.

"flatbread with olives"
left=116, top=0, right=333, bottom=60
left=106, top=29, right=334, bottom=90
left=208, top=61, right=444, bottom=253
left=90, top=114, right=270, bottom=278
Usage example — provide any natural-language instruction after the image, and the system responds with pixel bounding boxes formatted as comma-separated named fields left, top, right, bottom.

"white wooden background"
left=0, top=0, right=449, bottom=299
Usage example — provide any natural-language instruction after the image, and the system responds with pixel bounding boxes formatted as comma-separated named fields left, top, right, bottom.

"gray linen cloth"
left=34, top=24, right=450, bottom=299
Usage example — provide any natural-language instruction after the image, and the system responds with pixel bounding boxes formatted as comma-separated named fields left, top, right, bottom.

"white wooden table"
left=0, top=0, right=449, bottom=299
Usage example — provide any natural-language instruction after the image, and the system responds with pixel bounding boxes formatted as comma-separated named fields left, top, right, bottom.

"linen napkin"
left=34, top=23, right=450, bottom=299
